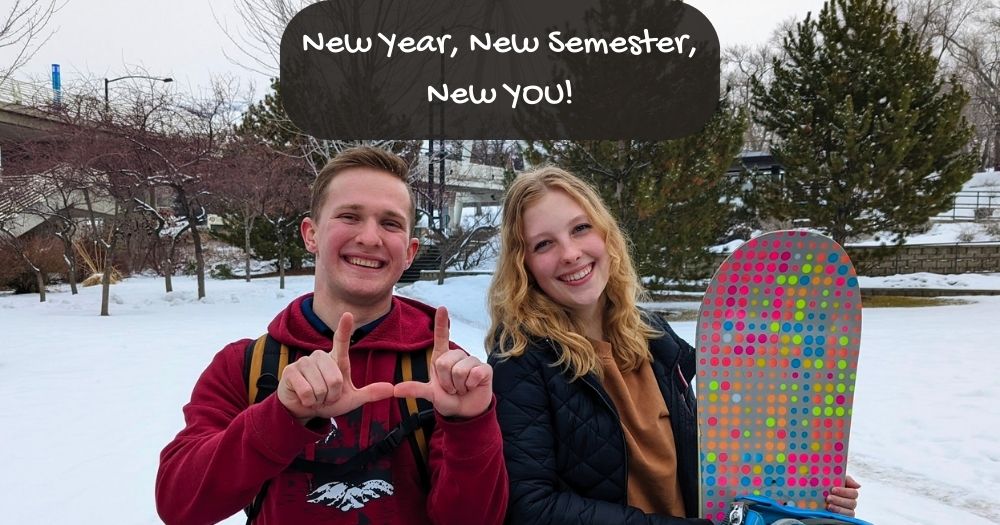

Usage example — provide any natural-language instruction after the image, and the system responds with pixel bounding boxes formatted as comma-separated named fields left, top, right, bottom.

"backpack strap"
left=245, top=334, right=293, bottom=405
left=397, top=348, right=436, bottom=487
left=242, top=334, right=296, bottom=524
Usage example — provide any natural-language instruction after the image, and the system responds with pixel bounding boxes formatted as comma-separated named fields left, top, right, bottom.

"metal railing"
left=934, top=190, right=1000, bottom=222
left=0, top=77, right=58, bottom=107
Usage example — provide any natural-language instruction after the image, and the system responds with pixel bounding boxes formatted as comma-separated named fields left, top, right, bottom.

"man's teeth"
left=561, top=264, right=592, bottom=282
left=347, top=257, right=382, bottom=268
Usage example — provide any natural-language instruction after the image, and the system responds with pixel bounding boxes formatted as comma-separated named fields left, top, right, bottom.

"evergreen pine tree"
left=751, top=0, right=978, bottom=245
left=527, top=99, right=747, bottom=283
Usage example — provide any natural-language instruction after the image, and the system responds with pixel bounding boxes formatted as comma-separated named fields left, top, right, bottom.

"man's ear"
left=405, top=237, right=419, bottom=268
left=301, top=217, right=318, bottom=254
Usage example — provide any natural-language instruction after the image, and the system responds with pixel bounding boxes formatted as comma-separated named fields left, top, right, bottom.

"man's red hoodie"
left=156, top=294, right=508, bottom=524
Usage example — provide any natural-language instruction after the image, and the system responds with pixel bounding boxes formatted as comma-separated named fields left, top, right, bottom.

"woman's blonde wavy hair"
left=486, top=166, right=659, bottom=381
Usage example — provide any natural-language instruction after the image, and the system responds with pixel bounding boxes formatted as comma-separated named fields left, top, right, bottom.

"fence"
left=0, top=77, right=58, bottom=107
left=934, top=190, right=1000, bottom=222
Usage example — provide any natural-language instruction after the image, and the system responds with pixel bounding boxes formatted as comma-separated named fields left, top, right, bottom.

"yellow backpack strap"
left=397, top=348, right=436, bottom=486
left=244, top=334, right=294, bottom=405
left=242, top=334, right=295, bottom=523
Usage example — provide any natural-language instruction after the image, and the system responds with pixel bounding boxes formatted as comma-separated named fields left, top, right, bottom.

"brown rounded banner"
left=280, top=0, right=720, bottom=140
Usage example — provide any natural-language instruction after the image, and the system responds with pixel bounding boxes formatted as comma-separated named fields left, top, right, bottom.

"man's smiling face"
left=301, top=167, right=418, bottom=308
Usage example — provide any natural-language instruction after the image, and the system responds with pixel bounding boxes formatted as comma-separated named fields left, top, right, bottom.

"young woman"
left=486, top=167, right=860, bottom=524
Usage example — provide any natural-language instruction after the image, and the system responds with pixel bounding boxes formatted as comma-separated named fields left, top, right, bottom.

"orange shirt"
left=593, top=339, right=686, bottom=517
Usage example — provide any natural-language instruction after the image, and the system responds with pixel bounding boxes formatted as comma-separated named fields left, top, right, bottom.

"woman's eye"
left=533, top=240, right=551, bottom=252
left=573, top=223, right=592, bottom=234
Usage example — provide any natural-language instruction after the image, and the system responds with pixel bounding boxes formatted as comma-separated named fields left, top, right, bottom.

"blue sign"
left=51, top=64, right=61, bottom=104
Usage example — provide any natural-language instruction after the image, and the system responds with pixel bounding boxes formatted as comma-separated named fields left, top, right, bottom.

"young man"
left=156, top=146, right=508, bottom=524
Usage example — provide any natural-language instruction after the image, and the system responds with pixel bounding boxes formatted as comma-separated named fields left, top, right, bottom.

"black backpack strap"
left=242, top=334, right=297, bottom=523
left=288, top=408, right=436, bottom=477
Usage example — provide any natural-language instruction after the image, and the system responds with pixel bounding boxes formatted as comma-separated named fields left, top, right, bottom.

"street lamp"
left=103, top=75, right=173, bottom=111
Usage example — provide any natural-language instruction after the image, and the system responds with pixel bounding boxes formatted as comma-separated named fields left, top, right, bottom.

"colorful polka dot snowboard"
left=694, top=230, right=862, bottom=523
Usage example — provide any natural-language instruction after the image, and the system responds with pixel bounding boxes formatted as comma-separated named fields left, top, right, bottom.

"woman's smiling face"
left=521, top=188, right=610, bottom=321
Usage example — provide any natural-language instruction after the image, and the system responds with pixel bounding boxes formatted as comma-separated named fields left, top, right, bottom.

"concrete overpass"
left=0, top=78, right=64, bottom=142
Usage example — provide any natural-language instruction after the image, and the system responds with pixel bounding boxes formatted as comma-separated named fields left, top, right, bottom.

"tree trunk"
left=437, top=236, right=447, bottom=285
left=62, top=246, right=78, bottom=295
left=100, top=232, right=122, bottom=316
left=993, top=127, right=1000, bottom=171
left=244, top=215, right=252, bottom=283
left=191, top=224, right=206, bottom=299
left=35, top=269, right=46, bottom=302
left=164, top=232, right=183, bottom=294
left=100, top=244, right=114, bottom=316
left=164, top=258, right=173, bottom=293
left=100, top=263, right=111, bottom=316
left=279, top=249, right=286, bottom=290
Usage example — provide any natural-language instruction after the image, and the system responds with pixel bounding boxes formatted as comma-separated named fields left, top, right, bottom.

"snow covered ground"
left=1, top=273, right=998, bottom=524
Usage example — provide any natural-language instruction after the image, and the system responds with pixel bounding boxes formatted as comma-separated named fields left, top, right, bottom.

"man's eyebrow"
left=381, top=208, right=407, bottom=219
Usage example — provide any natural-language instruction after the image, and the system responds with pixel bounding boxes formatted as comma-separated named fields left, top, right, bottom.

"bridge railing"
left=0, top=77, right=58, bottom=107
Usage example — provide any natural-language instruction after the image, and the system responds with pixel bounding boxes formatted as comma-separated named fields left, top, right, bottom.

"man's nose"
left=355, top=218, right=382, bottom=246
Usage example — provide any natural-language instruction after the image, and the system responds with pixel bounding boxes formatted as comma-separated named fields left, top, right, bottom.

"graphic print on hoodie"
left=304, top=408, right=396, bottom=512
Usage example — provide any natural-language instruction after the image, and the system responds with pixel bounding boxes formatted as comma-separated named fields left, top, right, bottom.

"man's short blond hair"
left=310, top=146, right=416, bottom=231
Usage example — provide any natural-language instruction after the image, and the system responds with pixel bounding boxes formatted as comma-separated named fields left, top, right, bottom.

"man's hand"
left=826, top=474, right=861, bottom=516
left=394, top=307, right=493, bottom=419
left=277, top=312, right=395, bottom=425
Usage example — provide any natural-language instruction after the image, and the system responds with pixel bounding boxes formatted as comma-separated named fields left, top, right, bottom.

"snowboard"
left=694, top=230, right=863, bottom=523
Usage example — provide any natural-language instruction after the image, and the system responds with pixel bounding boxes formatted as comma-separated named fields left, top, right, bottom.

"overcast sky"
left=7, top=0, right=827, bottom=99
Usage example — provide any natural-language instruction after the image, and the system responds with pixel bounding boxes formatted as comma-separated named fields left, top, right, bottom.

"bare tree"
left=0, top=177, right=58, bottom=301
left=893, top=0, right=1000, bottom=169
left=209, top=136, right=310, bottom=283
left=722, top=18, right=796, bottom=151
left=118, top=82, right=244, bottom=299
left=1, top=92, right=124, bottom=301
left=0, top=0, right=63, bottom=85
left=947, top=5, right=1000, bottom=169
left=213, top=0, right=310, bottom=78
left=11, top=168, right=88, bottom=294
left=895, top=0, right=988, bottom=62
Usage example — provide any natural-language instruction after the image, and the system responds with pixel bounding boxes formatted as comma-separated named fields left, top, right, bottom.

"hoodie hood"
left=267, top=293, right=442, bottom=353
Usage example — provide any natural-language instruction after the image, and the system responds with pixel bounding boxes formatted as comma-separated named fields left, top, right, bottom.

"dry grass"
left=80, top=272, right=121, bottom=287
left=861, top=296, right=971, bottom=308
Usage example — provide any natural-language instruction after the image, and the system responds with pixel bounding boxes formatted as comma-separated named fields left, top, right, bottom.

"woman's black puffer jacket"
left=489, top=315, right=710, bottom=525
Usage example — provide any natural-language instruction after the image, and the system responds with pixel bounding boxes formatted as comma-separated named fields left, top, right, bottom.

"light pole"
left=103, top=75, right=173, bottom=112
